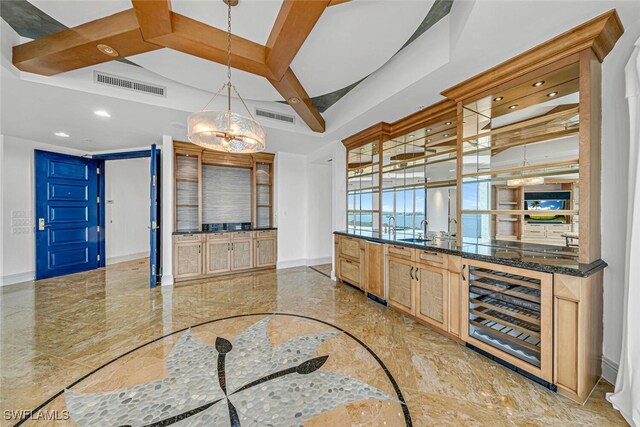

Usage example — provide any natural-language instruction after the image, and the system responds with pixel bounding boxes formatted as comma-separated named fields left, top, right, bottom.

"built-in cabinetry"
left=335, top=10, right=622, bottom=404
left=386, top=244, right=463, bottom=338
left=174, top=230, right=276, bottom=282
left=173, top=142, right=277, bottom=282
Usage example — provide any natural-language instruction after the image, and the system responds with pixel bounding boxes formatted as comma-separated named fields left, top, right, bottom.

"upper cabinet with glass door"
left=347, top=139, right=381, bottom=235
left=459, top=63, right=581, bottom=250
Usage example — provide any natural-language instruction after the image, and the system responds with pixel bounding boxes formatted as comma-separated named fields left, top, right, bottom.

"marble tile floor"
left=0, top=259, right=626, bottom=426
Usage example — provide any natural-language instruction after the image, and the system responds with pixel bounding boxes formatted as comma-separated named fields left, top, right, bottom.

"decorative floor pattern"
left=0, top=259, right=627, bottom=426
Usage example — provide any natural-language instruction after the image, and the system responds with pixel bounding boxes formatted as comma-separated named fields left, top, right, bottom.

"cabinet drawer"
left=174, top=234, right=201, bottom=242
left=547, top=229, right=569, bottom=238
left=524, top=224, right=545, bottom=230
left=417, top=250, right=446, bottom=267
left=230, top=231, right=253, bottom=240
left=548, top=224, right=572, bottom=232
left=339, top=237, right=362, bottom=259
left=207, top=232, right=229, bottom=241
left=387, top=245, right=415, bottom=261
left=524, top=230, right=546, bottom=236
left=339, top=257, right=361, bottom=286
left=256, top=230, right=276, bottom=238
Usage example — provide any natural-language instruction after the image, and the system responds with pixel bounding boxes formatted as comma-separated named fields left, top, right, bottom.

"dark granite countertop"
left=334, top=230, right=606, bottom=278
left=174, top=227, right=277, bottom=235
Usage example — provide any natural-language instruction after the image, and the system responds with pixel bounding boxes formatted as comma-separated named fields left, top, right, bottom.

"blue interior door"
left=35, top=150, right=99, bottom=280
left=149, top=145, right=160, bottom=287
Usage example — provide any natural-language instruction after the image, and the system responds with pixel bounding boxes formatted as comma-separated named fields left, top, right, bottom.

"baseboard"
left=106, top=252, right=150, bottom=266
left=305, top=257, right=331, bottom=266
left=277, top=258, right=306, bottom=269
left=161, top=274, right=174, bottom=286
left=0, top=271, right=35, bottom=286
left=602, top=357, right=619, bottom=385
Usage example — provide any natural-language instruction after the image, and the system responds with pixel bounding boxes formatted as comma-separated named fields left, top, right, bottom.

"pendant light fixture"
left=507, top=144, right=544, bottom=187
left=187, top=0, right=266, bottom=153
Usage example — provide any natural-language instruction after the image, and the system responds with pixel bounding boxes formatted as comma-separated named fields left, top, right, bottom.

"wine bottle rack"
left=463, top=260, right=552, bottom=381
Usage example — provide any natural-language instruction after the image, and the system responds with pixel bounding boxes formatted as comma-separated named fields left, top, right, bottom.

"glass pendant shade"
left=188, top=110, right=266, bottom=153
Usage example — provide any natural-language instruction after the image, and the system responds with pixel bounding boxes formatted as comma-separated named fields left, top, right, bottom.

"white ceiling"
left=30, top=0, right=131, bottom=27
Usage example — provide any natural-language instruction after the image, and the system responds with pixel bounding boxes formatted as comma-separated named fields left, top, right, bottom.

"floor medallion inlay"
left=26, top=314, right=411, bottom=427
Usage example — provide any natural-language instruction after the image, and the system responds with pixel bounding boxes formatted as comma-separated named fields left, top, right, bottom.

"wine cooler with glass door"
left=462, top=259, right=553, bottom=384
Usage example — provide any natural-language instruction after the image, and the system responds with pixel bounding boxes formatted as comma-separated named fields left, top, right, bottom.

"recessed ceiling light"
left=445, top=121, right=452, bottom=126
left=508, top=104, right=518, bottom=110
left=54, top=132, right=70, bottom=138
left=533, top=80, right=545, bottom=87
left=426, top=128, right=432, bottom=132
left=409, top=134, right=414, bottom=138
left=547, top=92, right=558, bottom=97
left=97, top=44, right=118, bottom=57
left=449, top=169, right=455, bottom=172
left=493, top=96, right=503, bottom=102
left=94, top=110, right=111, bottom=118
left=443, top=133, right=450, bottom=137
left=427, top=139, right=432, bottom=142
left=288, top=97, right=301, bottom=104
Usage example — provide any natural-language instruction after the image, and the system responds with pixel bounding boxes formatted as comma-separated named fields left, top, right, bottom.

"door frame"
left=92, top=149, right=160, bottom=285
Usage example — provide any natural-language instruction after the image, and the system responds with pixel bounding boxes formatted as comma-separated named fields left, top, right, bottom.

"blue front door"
left=35, top=150, right=99, bottom=280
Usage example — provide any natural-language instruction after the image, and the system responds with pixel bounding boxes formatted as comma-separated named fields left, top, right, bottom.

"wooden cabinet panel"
left=387, top=245, right=415, bottom=261
left=206, top=240, right=230, bottom=274
left=553, top=271, right=603, bottom=403
left=174, top=241, right=202, bottom=280
left=416, top=265, right=449, bottom=331
left=231, top=240, right=252, bottom=270
left=448, top=256, right=463, bottom=337
left=255, top=238, right=276, bottom=267
left=387, top=256, right=414, bottom=314
left=339, top=257, right=361, bottom=288
left=417, top=250, right=446, bottom=267
left=339, top=237, right=361, bottom=259
left=364, top=242, right=384, bottom=299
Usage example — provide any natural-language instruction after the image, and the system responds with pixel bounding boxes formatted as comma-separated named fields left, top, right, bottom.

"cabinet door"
left=205, top=240, right=230, bottom=275
left=339, top=257, right=361, bottom=288
left=339, top=236, right=361, bottom=259
left=416, top=264, right=449, bottom=331
left=255, top=238, right=276, bottom=267
left=365, top=242, right=384, bottom=299
left=386, top=256, right=415, bottom=315
left=175, top=242, right=202, bottom=279
left=231, top=240, right=253, bottom=270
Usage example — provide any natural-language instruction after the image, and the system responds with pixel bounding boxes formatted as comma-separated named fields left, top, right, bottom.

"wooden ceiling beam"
left=328, top=0, right=351, bottom=6
left=147, top=12, right=273, bottom=78
left=12, top=9, right=161, bottom=76
left=269, top=67, right=325, bottom=132
left=266, top=0, right=330, bottom=81
left=131, top=0, right=173, bottom=40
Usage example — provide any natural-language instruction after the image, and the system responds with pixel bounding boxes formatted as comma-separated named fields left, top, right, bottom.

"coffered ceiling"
left=2, top=0, right=451, bottom=133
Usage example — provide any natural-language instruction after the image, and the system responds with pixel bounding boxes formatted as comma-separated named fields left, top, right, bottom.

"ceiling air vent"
left=94, top=71, right=166, bottom=97
left=255, top=108, right=295, bottom=124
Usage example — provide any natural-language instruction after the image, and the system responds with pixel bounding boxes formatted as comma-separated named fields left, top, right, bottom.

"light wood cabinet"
left=231, top=239, right=253, bottom=270
left=205, top=240, right=230, bottom=275
left=386, top=255, right=415, bottom=315
left=339, top=257, right=362, bottom=288
left=447, top=256, right=463, bottom=338
left=255, top=237, right=276, bottom=268
left=553, top=271, right=603, bottom=403
left=174, top=237, right=202, bottom=280
left=364, top=242, right=384, bottom=299
left=416, top=264, right=449, bottom=331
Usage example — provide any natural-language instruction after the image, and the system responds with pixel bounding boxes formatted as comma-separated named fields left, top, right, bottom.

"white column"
left=161, top=135, right=174, bottom=286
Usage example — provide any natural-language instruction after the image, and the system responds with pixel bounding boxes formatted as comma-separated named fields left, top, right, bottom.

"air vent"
left=255, top=108, right=295, bottom=124
left=94, top=71, right=166, bottom=97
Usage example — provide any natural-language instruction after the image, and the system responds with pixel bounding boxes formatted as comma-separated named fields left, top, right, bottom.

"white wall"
left=274, top=152, right=308, bottom=268
left=105, top=157, right=150, bottom=264
left=600, top=17, right=640, bottom=381
left=306, top=163, right=333, bottom=265
left=426, top=187, right=456, bottom=233
left=1, top=135, right=84, bottom=285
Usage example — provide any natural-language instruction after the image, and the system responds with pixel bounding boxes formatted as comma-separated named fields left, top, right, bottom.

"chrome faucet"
left=420, top=219, right=429, bottom=238
left=386, top=215, right=396, bottom=238
left=448, top=218, right=457, bottom=236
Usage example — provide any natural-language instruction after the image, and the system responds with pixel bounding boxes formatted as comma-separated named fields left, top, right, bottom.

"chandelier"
left=187, top=0, right=266, bottom=153
left=507, top=144, right=544, bottom=187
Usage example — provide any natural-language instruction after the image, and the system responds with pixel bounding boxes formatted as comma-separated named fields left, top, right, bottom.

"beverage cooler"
left=462, top=260, right=553, bottom=383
